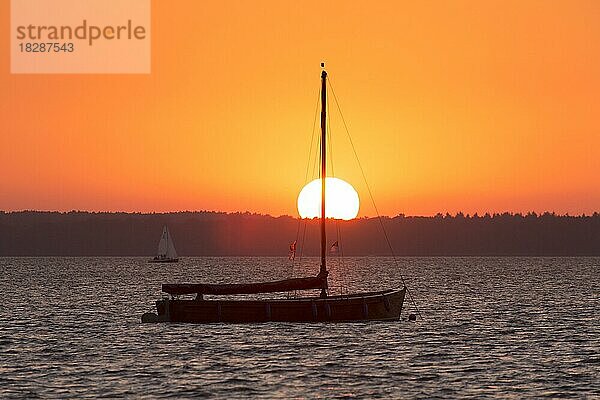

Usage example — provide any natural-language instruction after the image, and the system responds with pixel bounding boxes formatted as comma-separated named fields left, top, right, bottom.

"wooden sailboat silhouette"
left=142, top=66, right=406, bottom=323
left=149, top=225, right=179, bottom=263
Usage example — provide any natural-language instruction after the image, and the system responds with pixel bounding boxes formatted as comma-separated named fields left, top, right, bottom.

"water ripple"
left=0, top=257, right=599, bottom=398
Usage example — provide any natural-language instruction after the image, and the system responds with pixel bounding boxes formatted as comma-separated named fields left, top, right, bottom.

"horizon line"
left=2, top=209, right=599, bottom=219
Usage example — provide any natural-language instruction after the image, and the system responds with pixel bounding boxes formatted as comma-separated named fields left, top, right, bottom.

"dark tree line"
left=1, top=211, right=599, bottom=256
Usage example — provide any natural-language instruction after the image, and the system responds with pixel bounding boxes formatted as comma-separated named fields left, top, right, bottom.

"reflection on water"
left=0, top=257, right=598, bottom=398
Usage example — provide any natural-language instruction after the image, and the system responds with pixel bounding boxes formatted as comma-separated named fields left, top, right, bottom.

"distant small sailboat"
left=149, top=226, right=179, bottom=263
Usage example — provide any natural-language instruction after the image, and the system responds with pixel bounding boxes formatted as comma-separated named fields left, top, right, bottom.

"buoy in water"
left=408, top=313, right=417, bottom=321
left=141, top=312, right=158, bottom=323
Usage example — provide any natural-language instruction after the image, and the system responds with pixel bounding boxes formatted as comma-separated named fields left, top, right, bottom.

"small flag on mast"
left=330, top=241, right=339, bottom=254
left=288, top=240, right=297, bottom=261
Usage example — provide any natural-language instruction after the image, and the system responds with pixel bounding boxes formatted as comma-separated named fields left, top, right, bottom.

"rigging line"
left=299, top=217, right=308, bottom=263
left=327, top=78, right=423, bottom=320
left=294, top=88, right=321, bottom=273
left=326, top=87, right=337, bottom=291
left=312, top=126, right=322, bottom=179
left=304, top=87, right=322, bottom=183
left=300, top=121, right=322, bottom=264
left=313, top=114, right=322, bottom=179
left=327, top=90, right=335, bottom=177
left=335, top=220, right=347, bottom=293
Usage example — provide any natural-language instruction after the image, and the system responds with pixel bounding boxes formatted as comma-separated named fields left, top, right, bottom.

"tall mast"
left=320, top=65, right=327, bottom=285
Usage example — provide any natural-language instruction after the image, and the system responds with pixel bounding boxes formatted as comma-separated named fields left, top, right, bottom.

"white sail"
left=165, top=227, right=178, bottom=259
left=157, top=226, right=168, bottom=257
left=156, top=226, right=178, bottom=259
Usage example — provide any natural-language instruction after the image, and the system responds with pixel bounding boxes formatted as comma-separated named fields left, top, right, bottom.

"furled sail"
left=162, top=274, right=327, bottom=296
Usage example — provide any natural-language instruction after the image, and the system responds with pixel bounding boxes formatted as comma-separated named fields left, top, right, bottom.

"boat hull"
left=148, top=288, right=405, bottom=323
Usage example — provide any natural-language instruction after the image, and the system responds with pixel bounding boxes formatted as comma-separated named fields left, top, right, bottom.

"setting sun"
left=297, top=177, right=359, bottom=220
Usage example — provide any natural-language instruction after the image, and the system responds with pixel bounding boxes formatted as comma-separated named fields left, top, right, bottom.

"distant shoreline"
left=2, top=211, right=600, bottom=256
left=2, top=209, right=599, bottom=218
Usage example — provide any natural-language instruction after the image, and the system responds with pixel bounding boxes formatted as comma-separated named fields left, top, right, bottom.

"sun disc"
left=297, top=177, right=359, bottom=220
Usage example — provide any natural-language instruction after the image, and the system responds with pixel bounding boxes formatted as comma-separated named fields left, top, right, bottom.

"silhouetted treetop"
left=1, top=211, right=599, bottom=256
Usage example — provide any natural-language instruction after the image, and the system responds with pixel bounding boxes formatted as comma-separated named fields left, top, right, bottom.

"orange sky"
left=1, top=1, right=599, bottom=216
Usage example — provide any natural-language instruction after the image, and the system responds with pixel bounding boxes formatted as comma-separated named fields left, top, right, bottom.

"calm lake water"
left=0, top=257, right=598, bottom=398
